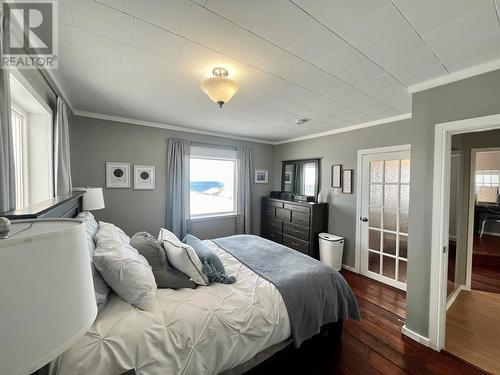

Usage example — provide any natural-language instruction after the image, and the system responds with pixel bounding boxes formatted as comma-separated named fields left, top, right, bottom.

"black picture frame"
left=342, top=169, right=353, bottom=194
left=331, top=164, right=342, bottom=188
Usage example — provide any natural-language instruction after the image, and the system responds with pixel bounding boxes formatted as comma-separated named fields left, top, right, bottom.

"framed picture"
left=284, top=172, right=292, bottom=183
left=255, top=169, right=269, bottom=184
left=342, top=169, right=353, bottom=194
left=106, top=162, right=130, bottom=188
left=331, top=164, right=342, bottom=188
left=134, top=165, right=156, bottom=190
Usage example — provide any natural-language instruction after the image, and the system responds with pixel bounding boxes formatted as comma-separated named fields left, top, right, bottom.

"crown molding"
left=273, top=113, right=412, bottom=145
left=408, top=59, right=500, bottom=94
left=72, top=110, right=277, bottom=145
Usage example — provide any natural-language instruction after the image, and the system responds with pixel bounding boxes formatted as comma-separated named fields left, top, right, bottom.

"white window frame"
left=11, top=105, right=28, bottom=209
left=189, top=146, right=238, bottom=220
left=475, top=169, right=500, bottom=193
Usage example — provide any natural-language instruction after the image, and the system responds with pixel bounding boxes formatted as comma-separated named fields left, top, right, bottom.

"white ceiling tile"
left=361, top=29, right=428, bottom=66
left=288, top=25, right=346, bottom=64
left=341, top=4, right=410, bottom=49
left=266, top=81, right=323, bottom=105
left=253, top=0, right=317, bottom=48
left=392, top=0, right=424, bottom=12
left=355, top=74, right=402, bottom=95
left=123, top=0, right=192, bottom=33
left=130, top=19, right=185, bottom=60
left=423, top=4, right=499, bottom=57
left=336, top=61, right=386, bottom=85
left=258, top=49, right=311, bottom=79
left=96, top=0, right=124, bottom=10
left=180, top=5, right=240, bottom=50
left=325, top=85, right=376, bottom=108
left=384, top=48, right=440, bottom=77
left=358, top=101, right=401, bottom=118
left=291, top=0, right=323, bottom=12
left=371, top=85, right=412, bottom=112
left=56, top=0, right=75, bottom=23
left=307, top=96, right=353, bottom=115
left=223, top=29, right=276, bottom=65
left=339, top=109, right=374, bottom=123
left=293, top=67, right=347, bottom=95
left=399, top=64, right=448, bottom=86
left=309, top=0, right=389, bottom=34
left=318, top=46, right=368, bottom=75
left=403, top=0, right=491, bottom=35
left=205, top=0, right=278, bottom=30
left=69, top=0, right=133, bottom=43
left=447, top=49, right=500, bottom=72
left=438, top=32, right=500, bottom=70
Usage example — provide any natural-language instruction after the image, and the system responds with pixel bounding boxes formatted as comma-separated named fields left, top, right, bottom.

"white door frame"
left=429, top=113, right=500, bottom=351
left=355, top=144, right=412, bottom=274
left=465, top=147, right=500, bottom=288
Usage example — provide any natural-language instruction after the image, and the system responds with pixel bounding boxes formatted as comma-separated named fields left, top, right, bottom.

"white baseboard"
left=402, top=325, right=430, bottom=347
left=481, top=231, right=500, bottom=237
left=342, top=264, right=357, bottom=272
left=446, top=285, right=467, bottom=310
left=448, top=235, right=457, bottom=242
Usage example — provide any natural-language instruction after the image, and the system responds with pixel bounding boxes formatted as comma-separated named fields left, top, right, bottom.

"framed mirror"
left=281, top=158, right=321, bottom=198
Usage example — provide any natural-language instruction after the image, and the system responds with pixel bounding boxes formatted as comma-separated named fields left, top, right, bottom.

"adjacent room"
left=1, top=1, right=500, bottom=374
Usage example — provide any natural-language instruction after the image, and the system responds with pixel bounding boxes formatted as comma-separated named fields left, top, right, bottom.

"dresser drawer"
left=291, top=211, right=310, bottom=227
left=263, top=230, right=283, bottom=244
left=283, top=222, right=309, bottom=241
left=269, top=219, right=283, bottom=233
left=283, top=203, right=310, bottom=214
left=261, top=204, right=275, bottom=217
left=283, top=234, right=309, bottom=254
left=265, top=200, right=284, bottom=208
left=275, top=208, right=291, bottom=222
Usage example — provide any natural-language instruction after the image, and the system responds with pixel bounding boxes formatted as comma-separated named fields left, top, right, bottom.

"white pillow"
left=158, top=228, right=208, bottom=286
left=94, top=222, right=157, bottom=311
left=75, top=211, right=110, bottom=312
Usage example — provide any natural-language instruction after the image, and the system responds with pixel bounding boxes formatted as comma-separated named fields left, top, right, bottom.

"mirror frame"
left=281, top=158, right=321, bottom=198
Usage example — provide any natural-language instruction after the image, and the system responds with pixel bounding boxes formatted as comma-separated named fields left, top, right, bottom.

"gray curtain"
left=0, top=12, right=15, bottom=213
left=237, top=146, right=253, bottom=234
left=54, top=97, right=72, bottom=196
left=166, top=138, right=190, bottom=239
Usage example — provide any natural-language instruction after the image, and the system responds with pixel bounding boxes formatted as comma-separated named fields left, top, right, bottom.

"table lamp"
left=0, top=218, right=97, bottom=374
left=73, top=187, right=105, bottom=211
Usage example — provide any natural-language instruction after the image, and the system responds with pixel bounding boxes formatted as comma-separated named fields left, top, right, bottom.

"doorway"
left=356, top=145, right=411, bottom=291
left=430, top=114, right=500, bottom=374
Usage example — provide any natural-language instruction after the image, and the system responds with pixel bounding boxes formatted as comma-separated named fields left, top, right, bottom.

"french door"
left=359, top=149, right=411, bottom=290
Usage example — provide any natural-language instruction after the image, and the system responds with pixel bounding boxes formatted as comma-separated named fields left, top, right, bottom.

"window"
left=10, top=73, right=53, bottom=209
left=190, top=146, right=237, bottom=218
left=476, top=170, right=500, bottom=193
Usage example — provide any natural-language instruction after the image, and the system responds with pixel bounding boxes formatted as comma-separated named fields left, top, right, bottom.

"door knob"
left=360, top=217, right=368, bottom=222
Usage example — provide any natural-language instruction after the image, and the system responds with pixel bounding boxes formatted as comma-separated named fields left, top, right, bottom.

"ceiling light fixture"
left=295, top=118, right=310, bottom=125
left=201, top=67, right=239, bottom=108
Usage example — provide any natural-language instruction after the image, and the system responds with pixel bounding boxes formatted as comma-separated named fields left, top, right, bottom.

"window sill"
left=189, top=213, right=238, bottom=222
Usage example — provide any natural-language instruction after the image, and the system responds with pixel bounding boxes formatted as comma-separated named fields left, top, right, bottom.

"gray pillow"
left=183, top=234, right=236, bottom=284
left=76, top=211, right=110, bottom=312
left=130, top=232, right=196, bottom=289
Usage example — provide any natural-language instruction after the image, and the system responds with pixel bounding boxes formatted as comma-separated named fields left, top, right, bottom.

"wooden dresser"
left=261, top=197, right=328, bottom=259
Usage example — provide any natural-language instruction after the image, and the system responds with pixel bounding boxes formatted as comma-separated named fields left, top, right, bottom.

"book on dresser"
left=261, top=197, right=328, bottom=259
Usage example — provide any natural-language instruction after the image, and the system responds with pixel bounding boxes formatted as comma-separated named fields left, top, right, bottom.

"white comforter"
left=53, top=241, right=291, bottom=375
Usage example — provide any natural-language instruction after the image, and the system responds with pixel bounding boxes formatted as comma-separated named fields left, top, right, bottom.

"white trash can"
left=319, top=233, right=344, bottom=271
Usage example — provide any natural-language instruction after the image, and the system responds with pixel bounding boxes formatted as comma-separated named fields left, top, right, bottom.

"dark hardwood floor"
left=249, top=271, right=485, bottom=375
left=472, top=235, right=500, bottom=294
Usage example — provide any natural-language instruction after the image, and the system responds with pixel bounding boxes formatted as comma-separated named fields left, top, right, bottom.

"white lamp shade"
left=201, top=77, right=239, bottom=106
left=75, top=187, right=105, bottom=211
left=0, top=219, right=97, bottom=374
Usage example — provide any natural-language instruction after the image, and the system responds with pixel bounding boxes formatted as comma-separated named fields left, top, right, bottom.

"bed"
left=46, top=204, right=359, bottom=375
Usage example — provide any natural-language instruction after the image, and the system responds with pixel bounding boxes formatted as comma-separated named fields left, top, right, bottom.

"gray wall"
left=69, top=116, right=275, bottom=238
left=274, top=69, right=500, bottom=338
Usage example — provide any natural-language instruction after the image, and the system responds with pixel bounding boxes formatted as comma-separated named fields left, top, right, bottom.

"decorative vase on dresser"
left=261, top=197, right=328, bottom=259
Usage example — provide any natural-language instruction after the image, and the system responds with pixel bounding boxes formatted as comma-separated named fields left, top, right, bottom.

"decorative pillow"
left=130, top=232, right=196, bottom=289
left=94, top=222, right=157, bottom=311
left=183, top=234, right=236, bottom=284
left=158, top=228, right=208, bottom=286
left=75, top=211, right=110, bottom=312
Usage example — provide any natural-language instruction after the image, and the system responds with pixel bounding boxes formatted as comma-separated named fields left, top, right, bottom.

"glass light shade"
left=201, top=77, right=239, bottom=107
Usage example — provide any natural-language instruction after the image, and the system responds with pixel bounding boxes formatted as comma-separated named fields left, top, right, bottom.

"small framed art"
left=134, top=165, right=156, bottom=190
left=342, top=169, right=353, bottom=194
left=255, top=169, right=269, bottom=184
left=331, top=164, right=342, bottom=188
left=106, top=162, right=130, bottom=188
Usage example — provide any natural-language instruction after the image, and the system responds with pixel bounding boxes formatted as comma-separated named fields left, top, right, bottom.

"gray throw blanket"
left=213, top=235, right=361, bottom=347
